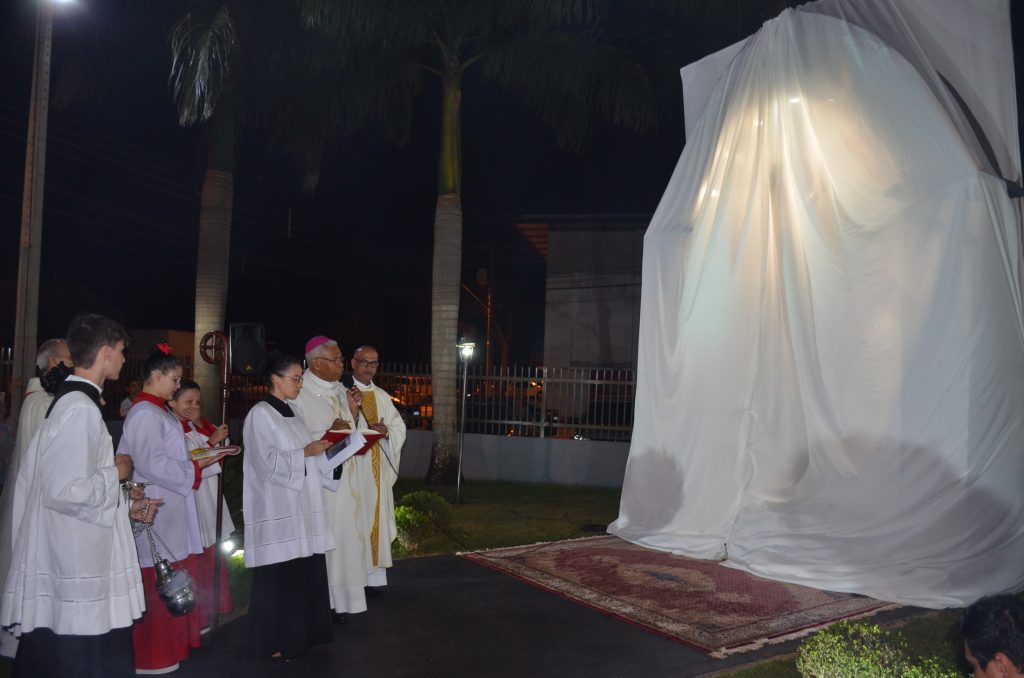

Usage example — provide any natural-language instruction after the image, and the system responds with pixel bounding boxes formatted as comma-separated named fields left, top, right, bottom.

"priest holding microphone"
left=289, top=336, right=368, bottom=619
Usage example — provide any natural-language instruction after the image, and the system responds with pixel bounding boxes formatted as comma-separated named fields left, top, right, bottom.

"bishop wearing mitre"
left=289, top=336, right=368, bottom=618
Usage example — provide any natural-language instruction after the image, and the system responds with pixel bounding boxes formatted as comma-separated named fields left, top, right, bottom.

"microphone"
left=334, top=373, right=358, bottom=481
left=340, top=373, right=369, bottom=425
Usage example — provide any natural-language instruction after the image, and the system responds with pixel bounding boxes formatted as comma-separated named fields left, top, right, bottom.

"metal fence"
left=0, top=349, right=636, bottom=442
left=377, top=364, right=636, bottom=442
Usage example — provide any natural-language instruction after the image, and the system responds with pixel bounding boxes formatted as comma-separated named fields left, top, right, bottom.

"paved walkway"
left=166, top=554, right=918, bottom=678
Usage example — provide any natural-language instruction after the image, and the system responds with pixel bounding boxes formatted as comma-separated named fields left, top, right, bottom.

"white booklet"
left=318, top=428, right=367, bottom=473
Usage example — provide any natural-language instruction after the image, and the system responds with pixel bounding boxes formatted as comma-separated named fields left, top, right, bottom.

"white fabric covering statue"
left=610, top=3, right=1024, bottom=608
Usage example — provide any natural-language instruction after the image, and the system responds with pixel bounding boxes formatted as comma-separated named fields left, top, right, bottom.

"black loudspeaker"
left=229, top=322, right=265, bottom=375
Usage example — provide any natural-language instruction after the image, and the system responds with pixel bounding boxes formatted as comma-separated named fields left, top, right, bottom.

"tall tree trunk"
left=193, top=100, right=234, bottom=423
left=426, top=70, right=463, bottom=484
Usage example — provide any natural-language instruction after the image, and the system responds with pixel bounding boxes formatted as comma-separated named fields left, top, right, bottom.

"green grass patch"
left=225, top=551, right=251, bottom=611
left=391, top=479, right=621, bottom=556
left=719, top=656, right=802, bottom=678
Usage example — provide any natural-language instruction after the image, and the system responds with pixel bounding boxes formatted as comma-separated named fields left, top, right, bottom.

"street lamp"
left=12, top=0, right=71, bottom=419
left=455, top=338, right=475, bottom=503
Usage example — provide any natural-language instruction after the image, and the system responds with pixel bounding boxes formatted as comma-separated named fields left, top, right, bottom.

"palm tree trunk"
left=193, top=101, right=234, bottom=423
left=426, top=71, right=463, bottom=484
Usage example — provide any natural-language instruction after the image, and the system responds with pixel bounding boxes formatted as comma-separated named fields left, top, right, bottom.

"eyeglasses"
left=284, top=374, right=304, bottom=383
left=313, top=356, right=344, bottom=365
left=354, top=359, right=379, bottom=368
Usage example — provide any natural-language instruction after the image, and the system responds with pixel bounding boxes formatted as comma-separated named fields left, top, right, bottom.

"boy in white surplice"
left=0, top=314, right=160, bottom=678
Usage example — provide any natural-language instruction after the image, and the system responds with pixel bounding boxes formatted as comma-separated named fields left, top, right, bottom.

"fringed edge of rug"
left=708, top=603, right=902, bottom=658
left=456, top=534, right=610, bottom=557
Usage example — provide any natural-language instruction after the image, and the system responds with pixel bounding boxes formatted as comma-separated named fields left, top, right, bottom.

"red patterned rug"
left=462, top=535, right=895, bottom=655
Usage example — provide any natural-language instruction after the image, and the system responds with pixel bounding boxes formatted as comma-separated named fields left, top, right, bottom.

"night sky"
left=1, top=0, right=1021, bottom=363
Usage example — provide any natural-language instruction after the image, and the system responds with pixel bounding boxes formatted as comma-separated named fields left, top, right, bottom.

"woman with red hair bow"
left=118, top=344, right=226, bottom=674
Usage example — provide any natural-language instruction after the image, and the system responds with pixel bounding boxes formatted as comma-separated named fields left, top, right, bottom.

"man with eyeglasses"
left=288, top=336, right=366, bottom=622
left=346, top=345, right=406, bottom=596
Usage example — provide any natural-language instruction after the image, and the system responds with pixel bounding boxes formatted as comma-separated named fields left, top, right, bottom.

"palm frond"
left=263, top=46, right=423, bottom=192
left=228, top=2, right=422, bottom=191
left=489, top=0, right=607, bottom=31
left=481, top=30, right=657, bottom=152
left=299, top=0, right=433, bottom=47
left=169, top=0, right=238, bottom=126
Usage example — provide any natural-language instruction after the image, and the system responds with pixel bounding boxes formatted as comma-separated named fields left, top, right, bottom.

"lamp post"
left=455, top=339, right=475, bottom=503
left=11, top=0, right=71, bottom=419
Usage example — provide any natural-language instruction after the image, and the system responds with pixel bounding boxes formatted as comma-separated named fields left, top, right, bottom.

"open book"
left=190, top=445, right=242, bottom=462
left=321, top=429, right=384, bottom=458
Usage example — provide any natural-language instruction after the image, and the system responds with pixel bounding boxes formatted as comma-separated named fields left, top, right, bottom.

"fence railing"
left=376, top=364, right=636, bottom=442
left=0, top=350, right=636, bottom=442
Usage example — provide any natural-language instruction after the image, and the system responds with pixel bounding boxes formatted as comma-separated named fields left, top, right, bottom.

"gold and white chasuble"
left=348, top=378, right=405, bottom=584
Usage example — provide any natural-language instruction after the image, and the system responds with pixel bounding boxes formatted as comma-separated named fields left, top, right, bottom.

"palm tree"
left=168, top=3, right=238, bottom=419
left=301, top=0, right=657, bottom=482
left=168, top=1, right=398, bottom=420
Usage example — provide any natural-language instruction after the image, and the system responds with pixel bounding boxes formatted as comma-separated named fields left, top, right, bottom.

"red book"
left=321, top=429, right=349, bottom=444
left=321, top=429, right=383, bottom=456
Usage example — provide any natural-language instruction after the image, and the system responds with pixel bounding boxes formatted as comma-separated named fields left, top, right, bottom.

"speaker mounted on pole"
left=229, top=322, right=265, bottom=376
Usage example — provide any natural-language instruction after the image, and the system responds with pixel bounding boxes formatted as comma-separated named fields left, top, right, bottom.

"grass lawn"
left=391, top=479, right=621, bottom=555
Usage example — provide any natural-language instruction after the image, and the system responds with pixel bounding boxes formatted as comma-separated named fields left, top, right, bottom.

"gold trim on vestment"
left=362, top=392, right=382, bottom=566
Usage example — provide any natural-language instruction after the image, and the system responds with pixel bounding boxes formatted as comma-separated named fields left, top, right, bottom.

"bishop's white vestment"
left=290, top=370, right=370, bottom=613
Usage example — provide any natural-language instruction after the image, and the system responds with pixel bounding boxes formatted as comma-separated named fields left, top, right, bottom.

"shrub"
left=796, top=622, right=958, bottom=678
left=899, top=657, right=960, bottom=678
left=398, top=491, right=453, bottom=529
left=395, top=505, right=433, bottom=551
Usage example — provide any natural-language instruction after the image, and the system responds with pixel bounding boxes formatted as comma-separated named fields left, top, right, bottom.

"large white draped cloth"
left=609, top=5, right=1024, bottom=608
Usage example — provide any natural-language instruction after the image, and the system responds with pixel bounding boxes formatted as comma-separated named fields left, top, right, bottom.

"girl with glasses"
left=241, top=351, right=336, bottom=661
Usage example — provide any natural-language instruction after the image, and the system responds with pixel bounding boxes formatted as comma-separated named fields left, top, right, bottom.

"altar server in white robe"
left=347, top=345, right=406, bottom=589
left=119, top=344, right=226, bottom=674
left=0, top=338, right=72, bottom=658
left=243, top=351, right=336, bottom=661
left=289, top=335, right=368, bottom=617
left=167, top=379, right=234, bottom=627
left=1, top=313, right=158, bottom=678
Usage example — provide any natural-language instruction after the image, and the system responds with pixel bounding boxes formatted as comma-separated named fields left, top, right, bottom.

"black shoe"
left=332, top=612, right=349, bottom=625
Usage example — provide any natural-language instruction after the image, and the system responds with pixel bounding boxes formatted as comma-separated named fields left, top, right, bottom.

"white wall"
left=399, top=430, right=628, bottom=487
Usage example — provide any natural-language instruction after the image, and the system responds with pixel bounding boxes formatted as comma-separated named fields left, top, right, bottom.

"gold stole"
left=360, top=390, right=383, bottom=566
